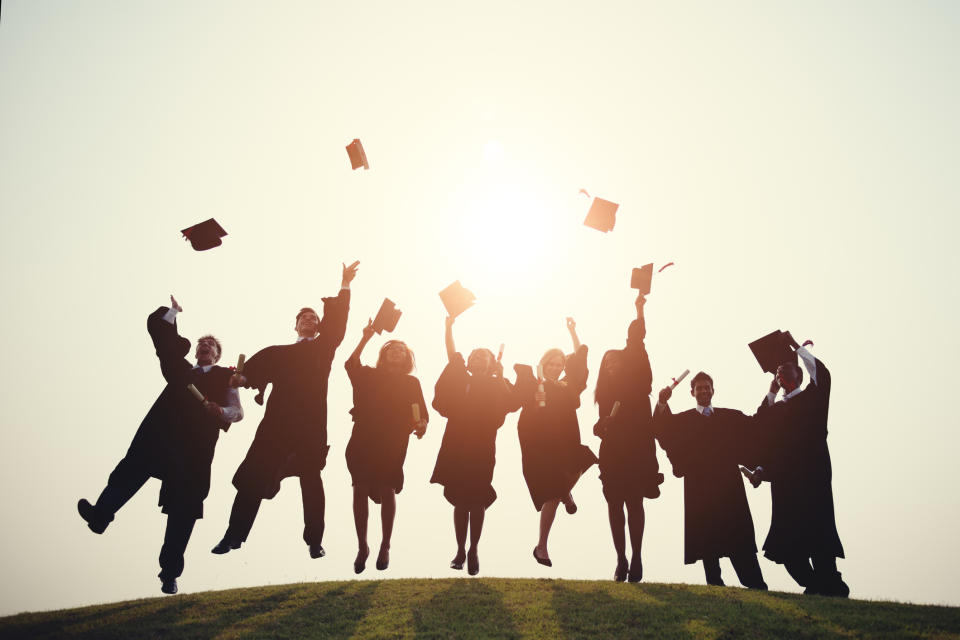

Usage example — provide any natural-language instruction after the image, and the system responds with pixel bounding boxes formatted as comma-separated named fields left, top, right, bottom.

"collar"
left=193, top=364, right=214, bottom=373
left=296, top=335, right=316, bottom=343
left=695, top=404, right=713, bottom=416
left=782, top=386, right=803, bottom=402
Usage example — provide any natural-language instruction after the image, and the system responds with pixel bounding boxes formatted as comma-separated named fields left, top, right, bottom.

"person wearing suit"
left=655, top=372, right=767, bottom=589
left=751, top=336, right=848, bottom=597
left=211, top=261, right=358, bottom=560
left=78, top=295, right=244, bottom=595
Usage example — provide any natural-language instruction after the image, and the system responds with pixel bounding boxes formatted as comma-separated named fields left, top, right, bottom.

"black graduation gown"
left=116, top=307, right=231, bottom=518
left=429, top=353, right=522, bottom=508
left=594, top=318, right=663, bottom=502
left=516, top=345, right=598, bottom=511
left=657, top=407, right=759, bottom=564
left=345, top=362, right=428, bottom=504
left=754, top=356, right=845, bottom=563
left=231, top=290, right=349, bottom=499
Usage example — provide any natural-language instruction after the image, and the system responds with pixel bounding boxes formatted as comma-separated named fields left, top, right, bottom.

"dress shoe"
left=614, top=558, right=628, bottom=582
left=211, top=538, right=241, bottom=554
left=467, top=550, right=479, bottom=576
left=354, top=545, right=369, bottom=574
left=627, top=558, right=643, bottom=583
left=309, top=544, right=326, bottom=559
left=77, top=499, right=109, bottom=534
left=533, top=547, right=552, bottom=567
left=160, top=578, right=178, bottom=595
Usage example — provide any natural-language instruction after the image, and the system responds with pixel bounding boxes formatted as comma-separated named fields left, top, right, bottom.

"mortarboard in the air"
left=372, top=298, right=401, bottom=334
left=346, top=139, right=369, bottom=170
left=631, top=264, right=654, bottom=295
left=181, top=218, right=227, bottom=251
left=439, top=281, right=476, bottom=318
left=583, top=197, right=619, bottom=232
left=748, top=330, right=798, bottom=373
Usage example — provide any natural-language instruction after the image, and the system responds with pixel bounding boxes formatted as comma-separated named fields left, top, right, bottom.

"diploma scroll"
left=497, top=344, right=504, bottom=362
left=412, top=403, right=421, bottom=423
left=536, top=365, right=546, bottom=408
left=187, top=384, right=204, bottom=402
left=669, top=369, right=691, bottom=390
left=610, top=400, right=621, bottom=418
left=236, top=354, right=246, bottom=374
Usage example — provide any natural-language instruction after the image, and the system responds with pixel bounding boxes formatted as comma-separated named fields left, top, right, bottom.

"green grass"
left=1, top=579, right=958, bottom=639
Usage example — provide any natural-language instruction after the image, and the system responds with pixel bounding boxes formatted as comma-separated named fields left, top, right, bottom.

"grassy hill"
left=1, top=578, right=958, bottom=639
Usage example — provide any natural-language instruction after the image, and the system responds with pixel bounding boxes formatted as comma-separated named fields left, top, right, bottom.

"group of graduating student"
left=77, top=259, right=848, bottom=600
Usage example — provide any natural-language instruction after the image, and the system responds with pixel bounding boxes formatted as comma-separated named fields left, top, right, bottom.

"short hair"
left=690, top=371, right=713, bottom=390
left=296, top=307, right=318, bottom=323
left=780, top=362, right=803, bottom=386
left=197, top=334, right=222, bottom=362
left=538, top=348, right=566, bottom=374
left=376, top=340, right=415, bottom=374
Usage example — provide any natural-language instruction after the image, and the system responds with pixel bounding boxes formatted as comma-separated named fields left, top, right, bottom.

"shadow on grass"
left=412, top=579, right=521, bottom=640
left=237, top=582, right=380, bottom=639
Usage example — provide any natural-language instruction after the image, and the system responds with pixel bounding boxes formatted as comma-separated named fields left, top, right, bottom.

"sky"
left=1, top=0, right=959, bottom=616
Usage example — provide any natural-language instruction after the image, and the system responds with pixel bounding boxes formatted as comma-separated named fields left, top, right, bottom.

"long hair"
left=594, top=349, right=621, bottom=405
left=538, top=348, right=565, bottom=379
left=376, top=340, right=415, bottom=374
left=467, top=348, right=497, bottom=376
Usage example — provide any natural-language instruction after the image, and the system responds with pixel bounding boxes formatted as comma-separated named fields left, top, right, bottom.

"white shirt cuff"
left=162, top=307, right=179, bottom=324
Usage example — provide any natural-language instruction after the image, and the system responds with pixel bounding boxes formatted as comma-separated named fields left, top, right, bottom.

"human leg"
left=300, top=472, right=326, bottom=557
left=467, top=506, right=485, bottom=576
left=213, top=490, right=261, bottom=553
left=625, top=496, right=646, bottom=582
left=158, top=512, right=196, bottom=594
left=535, top=499, right=560, bottom=563
left=606, top=498, right=628, bottom=581
left=451, top=506, right=468, bottom=569
left=731, top=553, right=768, bottom=590
left=377, top=487, right=396, bottom=570
left=352, top=484, right=369, bottom=573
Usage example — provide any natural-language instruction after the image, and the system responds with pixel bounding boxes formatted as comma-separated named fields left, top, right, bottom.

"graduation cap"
left=181, top=218, right=227, bottom=251
left=346, top=139, right=369, bottom=170
left=631, top=263, right=654, bottom=295
left=439, top=281, right=476, bottom=318
left=372, top=298, right=401, bottom=334
left=748, top=330, right=798, bottom=373
left=583, top=197, right=619, bottom=232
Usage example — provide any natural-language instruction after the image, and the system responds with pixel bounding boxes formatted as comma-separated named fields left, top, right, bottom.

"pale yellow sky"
left=1, top=0, right=958, bottom=615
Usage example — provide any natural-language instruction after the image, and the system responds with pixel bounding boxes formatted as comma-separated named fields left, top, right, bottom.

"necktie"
left=702, top=407, right=712, bottom=417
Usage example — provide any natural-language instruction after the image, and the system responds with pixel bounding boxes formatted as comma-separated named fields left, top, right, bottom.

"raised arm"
left=316, top=260, right=359, bottom=348
left=566, top=317, right=581, bottom=352
left=147, top=295, right=193, bottom=385
left=444, top=315, right=457, bottom=362
left=345, top=318, right=375, bottom=374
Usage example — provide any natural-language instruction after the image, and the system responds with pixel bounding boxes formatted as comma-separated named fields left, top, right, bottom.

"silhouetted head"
left=295, top=307, right=319, bottom=338
left=467, top=348, right=496, bottom=377
left=689, top=371, right=714, bottom=407
left=377, top=340, right=415, bottom=374
left=539, top=348, right=565, bottom=382
left=593, top=349, right=623, bottom=404
left=195, top=335, right=222, bottom=366
left=776, top=362, right=803, bottom=393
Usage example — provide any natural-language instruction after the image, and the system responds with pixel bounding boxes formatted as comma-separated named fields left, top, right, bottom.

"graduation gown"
left=754, top=356, right=844, bottom=563
left=231, top=290, right=349, bottom=499
left=112, top=307, right=232, bottom=519
left=516, top=345, right=598, bottom=511
left=656, top=407, right=758, bottom=564
left=429, top=353, right=522, bottom=508
left=345, top=362, right=428, bottom=503
left=593, top=317, right=663, bottom=502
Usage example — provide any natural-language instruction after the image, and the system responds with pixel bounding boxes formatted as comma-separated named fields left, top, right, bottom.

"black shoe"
left=376, top=549, right=389, bottom=571
left=614, top=558, right=628, bottom=582
left=819, top=580, right=850, bottom=598
left=467, top=550, right=479, bottom=576
left=627, top=558, right=643, bottom=583
left=211, top=538, right=240, bottom=554
left=354, top=546, right=369, bottom=574
left=533, top=547, right=552, bottom=567
left=77, top=499, right=108, bottom=534
left=309, top=544, right=326, bottom=559
left=160, top=578, right=178, bottom=595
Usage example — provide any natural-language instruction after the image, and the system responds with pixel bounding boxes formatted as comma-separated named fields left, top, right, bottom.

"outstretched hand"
left=229, top=373, right=247, bottom=388
left=658, top=386, right=672, bottom=405
left=170, top=295, right=183, bottom=313
left=362, top=317, right=375, bottom=339
left=635, top=294, right=646, bottom=313
left=342, top=260, right=360, bottom=287
left=566, top=317, right=576, bottom=333
left=445, top=315, right=455, bottom=330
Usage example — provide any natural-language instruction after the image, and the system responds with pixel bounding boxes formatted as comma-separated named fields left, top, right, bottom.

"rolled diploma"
left=236, top=354, right=246, bottom=374
left=610, top=400, right=621, bottom=417
left=497, top=344, right=504, bottom=362
left=412, top=403, right=421, bottom=423
left=669, top=369, right=691, bottom=390
left=536, top=365, right=546, bottom=408
left=187, top=384, right=204, bottom=402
